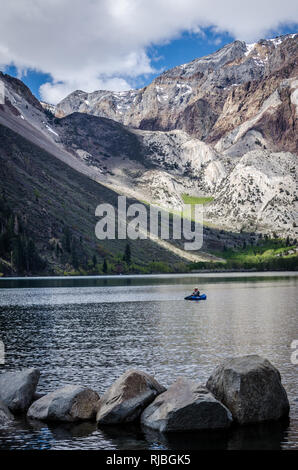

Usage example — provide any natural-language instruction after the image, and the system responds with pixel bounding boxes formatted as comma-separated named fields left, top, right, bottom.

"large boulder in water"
left=96, top=369, right=166, bottom=424
left=0, top=368, right=40, bottom=413
left=27, top=385, right=100, bottom=422
left=0, top=399, right=14, bottom=426
left=206, top=355, right=290, bottom=425
left=141, top=378, right=233, bottom=432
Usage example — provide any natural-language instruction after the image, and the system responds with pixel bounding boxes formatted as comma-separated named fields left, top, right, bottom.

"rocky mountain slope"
left=55, top=34, right=297, bottom=148
left=1, top=72, right=251, bottom=275
left=0, top=33, right=297, bottom=275
left=53, top=34, right=298, bottom=237
left=0, top=122, right=208, bottom=276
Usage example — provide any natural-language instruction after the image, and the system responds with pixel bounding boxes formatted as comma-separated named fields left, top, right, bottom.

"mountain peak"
left=54, top=32, right=297, bottom=138
left=1, top=31, right=297, bottom=247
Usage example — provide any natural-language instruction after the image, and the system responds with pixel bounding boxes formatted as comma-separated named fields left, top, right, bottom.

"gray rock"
left=33, top=392, right=46, bottom=401
left=0, top=399, right=14, bottom=426
left=141, top=378, right=233, bottom=432
left=96, top=369, right=166, bottom=424
left=27, top=385, right=100, bottom=422
left=206, top=355, right=290, bottom=425
left=0, top=368, right=40, bottom=413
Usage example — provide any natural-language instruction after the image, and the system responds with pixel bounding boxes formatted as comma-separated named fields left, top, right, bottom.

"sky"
left=0, top=0, right=297, bottom=104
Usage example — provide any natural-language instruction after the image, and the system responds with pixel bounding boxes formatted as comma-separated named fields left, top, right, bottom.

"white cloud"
left=39, top=77, right=132, bottom=104
left=0, top=0, right=297, bottom=103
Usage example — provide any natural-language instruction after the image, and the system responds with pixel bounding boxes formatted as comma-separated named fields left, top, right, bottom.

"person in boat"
left=192, top=288, right=200, bottom=297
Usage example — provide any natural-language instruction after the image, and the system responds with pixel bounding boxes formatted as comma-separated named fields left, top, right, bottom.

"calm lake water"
left=0, top=272, right=297, bottom=450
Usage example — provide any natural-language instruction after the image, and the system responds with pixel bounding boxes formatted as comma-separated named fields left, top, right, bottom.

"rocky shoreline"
left=0, top=355, right=290, bottom=433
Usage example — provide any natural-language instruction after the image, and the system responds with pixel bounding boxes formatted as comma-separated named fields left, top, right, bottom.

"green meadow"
left=190, top=238, right=298, bottom=271
left=181, top=194, right=214, bottom=205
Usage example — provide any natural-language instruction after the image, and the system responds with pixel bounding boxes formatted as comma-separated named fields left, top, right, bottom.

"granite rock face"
left=52, top=34, right=298, bottom=238
left=55, top=35, right=298, bottom=152
left=206, top=355, right=290, bottom=424
left=0, top=368, right=40, bottom=414
left=27, top=385, right=100, bottom=422
left=141, top=378, right=233, bottom=432
left=96, top=369, right=166, bottom=424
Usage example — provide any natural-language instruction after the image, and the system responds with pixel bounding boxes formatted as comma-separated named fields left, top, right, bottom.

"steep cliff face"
left=55, top=34, right=298, bottom=152
left=205, top=150, right=297, bottom=234
left=51, top=34, right=298, bottom=238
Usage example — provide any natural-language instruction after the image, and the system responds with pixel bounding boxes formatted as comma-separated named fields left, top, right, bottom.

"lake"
left=0, top=272, right=297, bottom=450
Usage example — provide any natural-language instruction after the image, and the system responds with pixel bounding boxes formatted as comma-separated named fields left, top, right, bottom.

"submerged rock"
left=27, top=385, right=100, bottom=422
left=0, top=368, right=40, bottom=413
left=206, top=355, right=290, bottom=424
left=141, top=378, right=233, bottom=432
left=96, top=369, right=166, bottom=424
left=0, top=399, right=14, bottom=426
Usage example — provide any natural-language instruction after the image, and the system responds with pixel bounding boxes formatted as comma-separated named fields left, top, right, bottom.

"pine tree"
left=71, top=238, right=79, bottom=269
left=103, top=258, right=107, bottom=273
left=62, top=226, right=71, bottom=252
left=12, top=236, right=23, bottom=272
left=14, top=215, right=19, bottom=235
left=55, top=242, right=60, bottom=258
left=123, top=243, right=131, bottom=264
left=27, top=238, right=36, bottom=271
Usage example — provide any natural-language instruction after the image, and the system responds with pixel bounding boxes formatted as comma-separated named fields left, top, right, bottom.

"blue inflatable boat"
left=184, top=294, right=207, bottom=301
